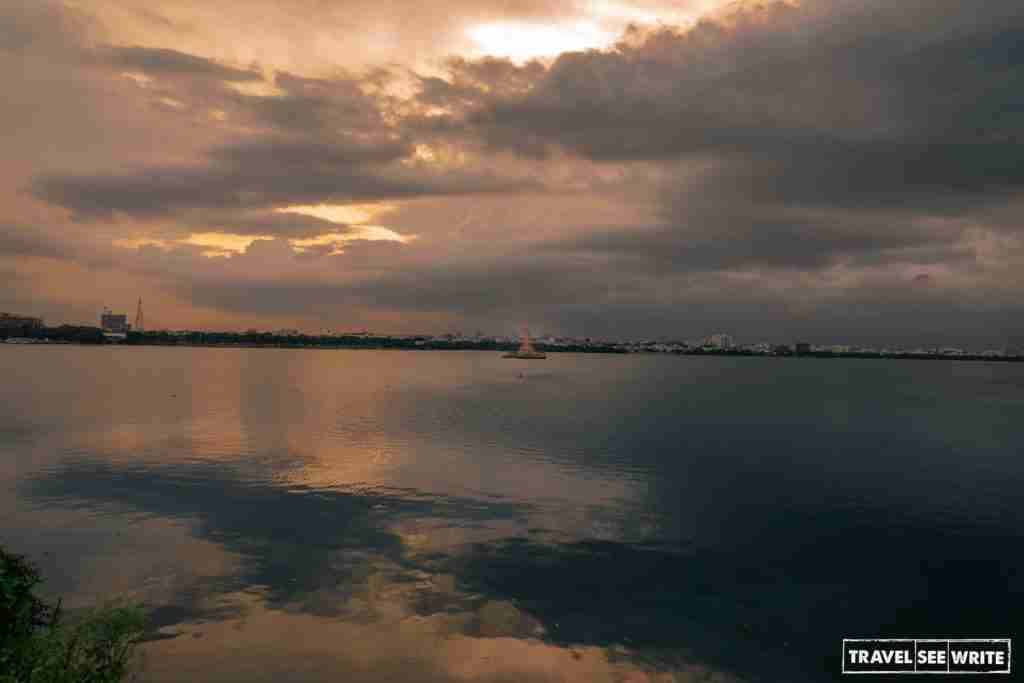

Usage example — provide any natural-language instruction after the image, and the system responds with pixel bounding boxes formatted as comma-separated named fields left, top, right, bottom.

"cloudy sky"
left=3, top=0, right=1024, bottom=345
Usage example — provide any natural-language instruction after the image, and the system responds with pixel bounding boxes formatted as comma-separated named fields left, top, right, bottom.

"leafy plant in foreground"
left=1, top=547, right=145, bottom=683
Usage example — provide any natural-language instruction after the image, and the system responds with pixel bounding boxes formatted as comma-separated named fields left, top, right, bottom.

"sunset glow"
left=276, top=203, right=398, bottom=226
left=184, top=233, right=274, bottom=256
left=466, top=21, right=614, bottom=61
left=290, top=226, right=414, bottom=255
left=3, top=0, right=1022, bottom=343
left=4, top=3, right=1024, bottom=682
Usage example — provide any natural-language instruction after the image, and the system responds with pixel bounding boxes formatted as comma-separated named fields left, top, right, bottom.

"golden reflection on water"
left=140, top=587, right=740, bottom=683
left=128, top=509, right=735, bottom=683
left=3, top=348, right=738, bottom=682
left=73, top=520, right=241, bottom=611
left=51, top=348, right=642, bottom=533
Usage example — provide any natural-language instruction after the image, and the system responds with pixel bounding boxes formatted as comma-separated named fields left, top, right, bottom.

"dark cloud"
left=297, top=0, right=1023, bottom=345
left=713, top=139, right=1024, bottom=212
left=345, top=256, right=608, bottom=316
left=148, top=235, right=1024, bottom=347
left=0, top=223, right=75, bottom=260
left=423, top=0, right=1024, bottom=209
left=210, top=135, right=411, bottom=168
left=415, top=57, right=545, bottom=111
left=32, top=136, right=538, bottom=219
left=93, top=46, right=262, bottom=81
left=165, top=248, right=598, bottom=320
left=30, top=47, right=540, bottom=221
left=6, top=0, right=1024, bottom=345
left=548, top=212, right=966, bottom=274
left=0, top=1, right=92, bottom=54
left=241, top=71, right=393, bottom=135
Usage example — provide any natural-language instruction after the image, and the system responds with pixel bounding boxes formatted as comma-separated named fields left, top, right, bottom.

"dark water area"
left=2, top=346, right=1022, bottom=681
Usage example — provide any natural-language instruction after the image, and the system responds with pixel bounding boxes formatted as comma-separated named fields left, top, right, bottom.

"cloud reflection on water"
left=8, top=349, right=1024, bottom=682
left=23, top=457, right=746, bottom=682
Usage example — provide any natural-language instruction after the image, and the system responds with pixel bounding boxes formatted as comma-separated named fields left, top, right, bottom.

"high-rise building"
left=706, top=333, right=734, bottom=349
left=100, top=308, right=130, bottom=334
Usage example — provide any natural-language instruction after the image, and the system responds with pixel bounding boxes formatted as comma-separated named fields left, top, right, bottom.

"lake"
left=2, top=347, right=1022, bottom=681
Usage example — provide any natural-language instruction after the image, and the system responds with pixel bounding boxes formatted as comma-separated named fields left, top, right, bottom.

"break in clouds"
left=3, top=0, right=1024, bottom=345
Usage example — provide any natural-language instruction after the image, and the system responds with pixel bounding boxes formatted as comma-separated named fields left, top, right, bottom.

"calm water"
left=2, top=347, right=1023, bottom=681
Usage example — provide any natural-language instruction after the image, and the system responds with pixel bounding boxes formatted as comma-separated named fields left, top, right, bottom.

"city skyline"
left=4, top=305, right=1021, bottom=358
left=3, top=1, right=1024, bottom=346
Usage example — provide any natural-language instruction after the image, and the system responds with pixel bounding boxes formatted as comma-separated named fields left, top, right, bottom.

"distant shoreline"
left=3, top=336, right=1022, bottom=362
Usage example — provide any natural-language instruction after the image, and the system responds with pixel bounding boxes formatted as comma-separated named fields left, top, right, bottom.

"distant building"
left=705, top=333, right=734, bottom=349
left=100, top=308, right=130, bottom=334
left=0, top=312, right=43, bottom=331
left=795, top=342, right=812, bottom=354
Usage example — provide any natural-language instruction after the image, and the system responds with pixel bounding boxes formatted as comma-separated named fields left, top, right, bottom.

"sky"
left=2, top=0, right=1024, bottom=346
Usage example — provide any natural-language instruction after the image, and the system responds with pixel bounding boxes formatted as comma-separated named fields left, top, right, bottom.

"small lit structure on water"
left=503, top=326, right=546, bottom=359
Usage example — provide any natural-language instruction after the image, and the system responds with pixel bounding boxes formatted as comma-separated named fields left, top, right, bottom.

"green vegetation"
left=1, top=547, right=145, bottom=683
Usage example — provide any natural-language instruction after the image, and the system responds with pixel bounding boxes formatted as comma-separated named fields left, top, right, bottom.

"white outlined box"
left=842, top=638, right=1011, bottom=675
